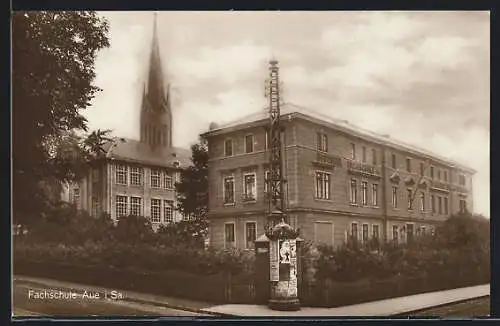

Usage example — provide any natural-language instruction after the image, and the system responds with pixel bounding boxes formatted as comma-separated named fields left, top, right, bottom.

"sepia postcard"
left=12, top=10, right=490, bottom=319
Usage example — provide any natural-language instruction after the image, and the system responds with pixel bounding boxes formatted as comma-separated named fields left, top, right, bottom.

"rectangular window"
left=372, top=149, right=377, bottom=165
left=351, top=143, right=356, bottom=160
left=245, top=135, right=254, bottom=153
left=225, top=223, right=235, bottom=248
left=350, top=179, right=358, bottom=204
left=150, top=199, right=161, bottom=223
left=245, top=222, right=257, bottom=249
left=130, top=166, right=143, bottom=186
left=264, top=170, right=271, bottom=194
left=116, top=195, right=127, bottom=218
left=224, top=139, right=233, bottom=156
left=163, top=172, right=173, bottom=189
left=315, top=172, right=331, bottom=200
left=130, top=196, right=142, bottom=216
left=243, top=173, right=257, bottom=201
left=361, top=181, right=368, bottom=205
left=92, top=197, right=99, bottom=217
left=420, top=162, right=425, bottom=176
left=459, top=174, right=466, bottom=186
left=444, top=197, right=449, bottom=215
left=317, top=132, right=328, bottom=152
left=116, top=164, right=127, bottom=185
left=392, top=186, right=398, bottom=208
left=460, top=199, right=467, bottom=213
left=392, top=225, right=399, bottom=243
left=151, top=169, right=161, bottom=188
left=437, top=169, right=441, bottom=181
left=406, top=158, right=411, bottom=172
left=392, top=154, right=396, bottom=169
left=420, top=192, right=425, bottom=212
left=362, top=146, right=367, bottom=163
left=372, top=184, right=379, bottom=206
left=431, top=195, right=436, bottom=213
left=407, top=224, right=414, bottom=243
left=444, top=170, right=448, bottom=182
left=407, top=189, right=413, bottom=210
left=223, top=176, right=235, bottom=204
left=438, top=196, right=443, bottom=214
left=362, top=224, right=369, bottom=243
left=72, top=188, right=80, bottom=209
left=430, top=166, right=435, bottom=179
left=372, top=224, right=380, bottom=239
left=351, top=222, right=358, bottom=241
left=164, top=200, right=173, bottom=223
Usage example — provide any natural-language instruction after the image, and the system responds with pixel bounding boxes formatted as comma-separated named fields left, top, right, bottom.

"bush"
left=156, top=218, right=207, bottom=249
left=26, top=203, right=115, bottom=244
left=112, top=215, right=156, bottom=245
left=311, top=213, right=489, bottom=286
left=14, top=237, right=255, bottom=277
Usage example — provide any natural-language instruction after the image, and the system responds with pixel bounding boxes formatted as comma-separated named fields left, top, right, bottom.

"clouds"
left=86, top=11, right=489, bottom=216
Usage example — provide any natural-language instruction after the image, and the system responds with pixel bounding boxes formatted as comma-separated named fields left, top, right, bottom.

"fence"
left=14, top=260, right=255, bottom=304
left=14, top=259, right=489, bottom=307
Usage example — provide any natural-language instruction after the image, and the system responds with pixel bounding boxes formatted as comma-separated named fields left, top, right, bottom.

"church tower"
left=140, top=13, right=173, bottom=149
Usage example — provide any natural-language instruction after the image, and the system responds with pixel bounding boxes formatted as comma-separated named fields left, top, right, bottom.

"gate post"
left=254, top=235, right=271, bottom=304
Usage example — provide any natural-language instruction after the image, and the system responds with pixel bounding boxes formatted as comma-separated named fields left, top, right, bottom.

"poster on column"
left=270, top=241, right=279, bottom=281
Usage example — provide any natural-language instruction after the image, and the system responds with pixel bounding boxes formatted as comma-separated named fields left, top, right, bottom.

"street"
left=409, top=297, right=490, bottom=317
left=12, top=279, right=209, bottom=317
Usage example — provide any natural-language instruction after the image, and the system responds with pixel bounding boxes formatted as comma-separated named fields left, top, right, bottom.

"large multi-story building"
left=62, top=17, right=191, bottom=228
left=202, top=103, right=475, bottom=249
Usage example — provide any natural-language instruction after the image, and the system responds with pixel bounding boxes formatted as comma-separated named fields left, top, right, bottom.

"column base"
left=268, top=298, right=301, bottom=311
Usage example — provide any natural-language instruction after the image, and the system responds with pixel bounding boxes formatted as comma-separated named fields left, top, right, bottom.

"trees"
left=12, top=11, right=110, bottom=224
left=174, top=141, right=209, bottom=246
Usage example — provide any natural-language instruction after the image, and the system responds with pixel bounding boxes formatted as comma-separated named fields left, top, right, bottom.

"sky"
left=84, top=11, right=490, bottom=217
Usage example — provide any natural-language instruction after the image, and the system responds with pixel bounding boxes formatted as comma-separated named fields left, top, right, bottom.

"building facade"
left=202, top=103, right=475, bottom=249
left=63, top=16, right=191, bottom=229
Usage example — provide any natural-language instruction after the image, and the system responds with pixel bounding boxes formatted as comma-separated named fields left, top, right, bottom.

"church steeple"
left=140, top=12, right=173, bottom=149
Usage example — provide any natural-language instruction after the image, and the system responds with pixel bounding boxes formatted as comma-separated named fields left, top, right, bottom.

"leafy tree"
left=12, top=11, right=110, bottom=225
left=435, top=212, right=490, bottom=250
left=174, top=141, right=209, bottom=243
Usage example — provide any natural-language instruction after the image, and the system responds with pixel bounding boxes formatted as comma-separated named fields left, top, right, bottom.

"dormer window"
left=224, top=139, right=233, bottom=157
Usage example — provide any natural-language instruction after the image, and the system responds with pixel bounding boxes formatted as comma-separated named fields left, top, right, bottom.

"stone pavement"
left=14, top=275, right=489, bottom=317
left=202, top=284, right=490, bottom=317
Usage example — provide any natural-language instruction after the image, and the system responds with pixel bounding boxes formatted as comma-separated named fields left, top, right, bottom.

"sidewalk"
left=202, top=284, right=490, bottom=317
left=14, top=275, right=216, bottom=315
left=15, top=275, right=489, bottom=317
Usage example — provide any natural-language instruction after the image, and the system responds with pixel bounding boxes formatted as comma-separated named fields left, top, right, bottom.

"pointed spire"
left=146, top=11, right=164, bottom=109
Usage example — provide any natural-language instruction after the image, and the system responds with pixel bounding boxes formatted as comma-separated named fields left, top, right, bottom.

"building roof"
left=202, top=102, right=475, bottom=173
left=101, top=137, right=192, bottom=169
